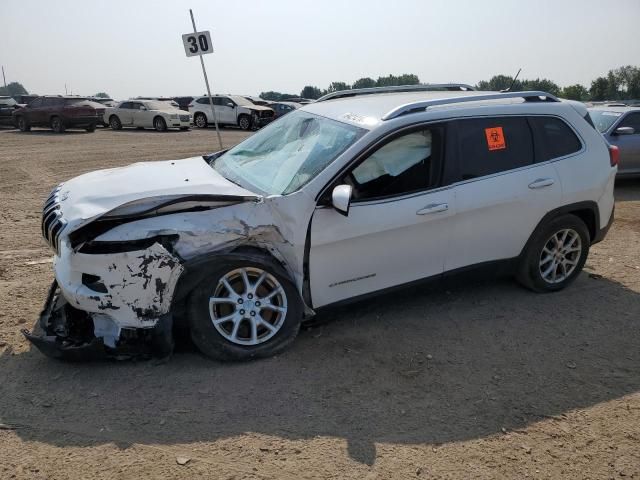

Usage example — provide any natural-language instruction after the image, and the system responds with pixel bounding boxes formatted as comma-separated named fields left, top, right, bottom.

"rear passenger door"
left=444, top=116, right=567, bottom=272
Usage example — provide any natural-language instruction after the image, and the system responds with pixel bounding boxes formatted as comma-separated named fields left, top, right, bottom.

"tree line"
left=3, top=65, right=638, bottom=102
left=261, top=65, right=640, bottom=101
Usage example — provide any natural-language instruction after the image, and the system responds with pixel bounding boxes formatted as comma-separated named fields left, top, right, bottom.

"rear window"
left=455, top=117, right=534, bottom=180
left=529, top=116, right=582, bottom=161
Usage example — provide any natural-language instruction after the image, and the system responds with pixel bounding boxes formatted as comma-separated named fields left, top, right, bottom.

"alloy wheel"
left=209, top=267, right=287, bottom=346
left=539, top=228, right=582, bottom=284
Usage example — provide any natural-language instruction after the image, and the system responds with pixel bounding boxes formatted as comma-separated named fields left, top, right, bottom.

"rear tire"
left=154, top=116, right=167, bottom=132
left=17, top=116, right=30, bottom=132
left=188, top=254, right=302, bottom=361
left=194, top=113, right=208, bottom=128
left=516, top=214, right=590, bottom=292
left=109, top=115, right=122, bottom=130
left=50, top=116, right=65, bottom=133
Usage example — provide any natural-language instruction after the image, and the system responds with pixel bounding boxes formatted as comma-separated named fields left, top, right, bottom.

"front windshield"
left=212, top=111, right=365, bottom=195
left=588, top=110, right=623, bottom=133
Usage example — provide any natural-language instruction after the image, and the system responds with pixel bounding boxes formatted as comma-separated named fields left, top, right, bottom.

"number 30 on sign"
left=182, top=31, right=213, bottom=57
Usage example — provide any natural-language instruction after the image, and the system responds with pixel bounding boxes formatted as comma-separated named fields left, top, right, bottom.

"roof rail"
left=316, top=83, right=475, bottom=102
left=381, top=91, right=560, bottom=121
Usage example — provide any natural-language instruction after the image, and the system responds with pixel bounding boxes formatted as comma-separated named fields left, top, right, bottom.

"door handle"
left=528, top=178, right=555, bottom=189
left=417, top=203, right=448, bottom=215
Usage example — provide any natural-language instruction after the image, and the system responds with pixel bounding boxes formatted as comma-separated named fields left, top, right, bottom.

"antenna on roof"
left=502, top=68, right=522, bottom=92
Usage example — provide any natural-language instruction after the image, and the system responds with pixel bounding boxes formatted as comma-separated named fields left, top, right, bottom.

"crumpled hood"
left=246, top=105, right=273, bottom=112
left=55, top=156, right=259, bottom=233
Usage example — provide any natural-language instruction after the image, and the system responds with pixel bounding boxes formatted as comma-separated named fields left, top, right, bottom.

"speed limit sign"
left=182, top=30, right=213, bottom=57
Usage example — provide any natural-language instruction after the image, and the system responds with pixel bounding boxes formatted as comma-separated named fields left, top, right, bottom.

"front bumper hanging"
left=22, top=281, right=174, bottom=361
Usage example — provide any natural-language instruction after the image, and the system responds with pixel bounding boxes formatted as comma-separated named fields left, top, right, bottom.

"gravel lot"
left=0, top=126, right=639, bottom=479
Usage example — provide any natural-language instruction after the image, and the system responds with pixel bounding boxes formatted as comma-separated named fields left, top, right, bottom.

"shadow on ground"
left=1, top=271, right=639, bottom=466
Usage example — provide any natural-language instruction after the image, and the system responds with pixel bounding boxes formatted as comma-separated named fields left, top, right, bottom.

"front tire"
left=238, top=114, right=251, bottom=130
left=517, top=214, right=590, bottom=292
left=188, top=255, right=302, bottom=361
left=194, top=113, right=208, bottom=128
left=154, top=116, right=167, bottom=132
left=50, top=116, right=65, bottom=133
left=16, top=116, right=30, bottom=132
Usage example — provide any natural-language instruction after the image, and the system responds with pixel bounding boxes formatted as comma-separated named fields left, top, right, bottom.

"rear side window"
left=454, top=117, right=534, bottom=180
left=529, top=116, right=582, bottom=161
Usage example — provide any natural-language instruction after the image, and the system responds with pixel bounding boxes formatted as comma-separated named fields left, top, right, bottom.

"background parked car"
left=589, top=106, right=640, bottom=176
left=189, top=95, right=275, bottom=130
left=269, top=101, right=301, bottom=118
left=105, top=100, right=191, bottom=131
left=12, top=96, right=102, bottom=133
left=0, top=96, right=20, bottom=127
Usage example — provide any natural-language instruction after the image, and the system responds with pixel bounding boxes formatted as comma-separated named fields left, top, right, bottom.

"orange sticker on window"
left=485, top=127, right=506, bottom=151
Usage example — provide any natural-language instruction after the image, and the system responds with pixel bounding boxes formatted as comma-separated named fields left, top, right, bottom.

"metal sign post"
left=185, top=9, right=223, bottom=151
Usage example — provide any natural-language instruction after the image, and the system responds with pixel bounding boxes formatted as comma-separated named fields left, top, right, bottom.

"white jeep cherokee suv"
left=189, top=95, right=275, bottom=130
left=26, top=85, right=617, bottom=361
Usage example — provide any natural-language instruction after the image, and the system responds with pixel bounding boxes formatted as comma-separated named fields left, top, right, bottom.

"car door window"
left=529, top=116, right=582, bottom=161
left=345, top=127, right=443, bottom=201
left=132, top=102, right=145, bottom=110
left=619, top=112, right=640, bottom=133
left=453, top=117, right=534, bottom=180
left=119, top=102, right=132, bottom=109
left=28, top=98, right=43, bottom=108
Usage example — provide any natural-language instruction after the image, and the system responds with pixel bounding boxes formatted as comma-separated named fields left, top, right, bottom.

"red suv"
left=13, top=96, right=104, bottom=133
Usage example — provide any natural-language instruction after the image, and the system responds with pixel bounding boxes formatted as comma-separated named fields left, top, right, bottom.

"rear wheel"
left=50, top=116, right=65, bottom=133
left=194, top=113, right=207, bottom=128
left=17, top=116, right=30, bottom=132
left=517, top=214, right=590, bottom=292
left=188, top=256, right=302, bottom=361
left=109, top=115, right=122, bottom=130
left=154, top=116, right=167, bottom=132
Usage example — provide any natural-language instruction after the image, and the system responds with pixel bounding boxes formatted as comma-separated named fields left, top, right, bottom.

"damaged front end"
left=23, top=236, right=184, bottom=360
left=23, top=281, right=174, bottom=361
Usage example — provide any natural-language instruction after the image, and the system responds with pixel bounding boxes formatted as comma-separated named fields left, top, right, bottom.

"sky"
left=2, top=0, right=639, bottom=100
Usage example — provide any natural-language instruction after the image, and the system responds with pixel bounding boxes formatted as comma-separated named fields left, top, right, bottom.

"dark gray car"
left=589, top=106, right=640, bottom=176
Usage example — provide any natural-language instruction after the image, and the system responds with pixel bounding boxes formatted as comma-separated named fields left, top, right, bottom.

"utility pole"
left=1, top=66, right=6, bottom=89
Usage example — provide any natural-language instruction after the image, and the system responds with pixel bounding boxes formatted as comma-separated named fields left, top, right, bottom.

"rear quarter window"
left=454, top=117, right=534, bottom=180
left=529, top=116, right=582, bottom=162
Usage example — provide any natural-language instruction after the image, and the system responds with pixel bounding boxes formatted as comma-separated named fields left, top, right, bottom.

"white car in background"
left=189, top=95, right=275, bottom=130
left=105, top=100, right=192, bottom=132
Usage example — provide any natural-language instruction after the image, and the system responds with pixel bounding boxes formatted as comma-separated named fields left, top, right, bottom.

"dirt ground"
left=0, top=126, right=639, bottom=480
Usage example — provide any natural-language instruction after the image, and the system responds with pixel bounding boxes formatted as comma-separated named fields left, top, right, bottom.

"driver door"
left=117, top=102, right=134, bottom=125
left=309, top=125, right=455, bottom=307
left=217, top=97, right=236, bottom=124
